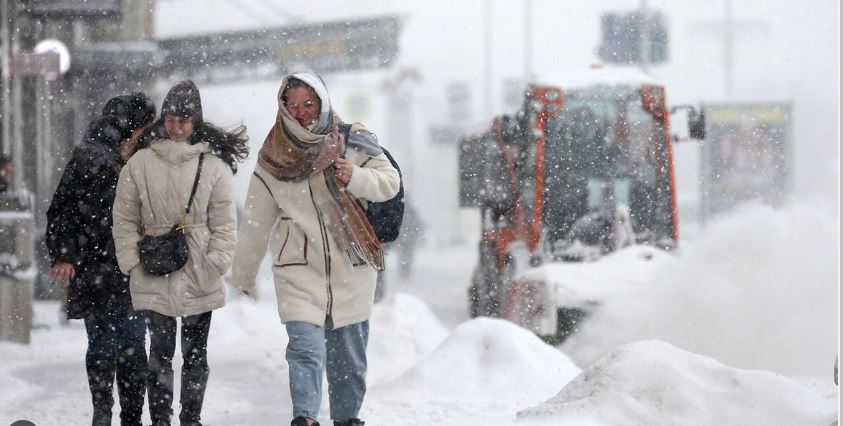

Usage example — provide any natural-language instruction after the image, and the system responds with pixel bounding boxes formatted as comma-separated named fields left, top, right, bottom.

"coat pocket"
left=274, top=217, right=308, bottom=267
left=186, top=227, right=221, bottom=297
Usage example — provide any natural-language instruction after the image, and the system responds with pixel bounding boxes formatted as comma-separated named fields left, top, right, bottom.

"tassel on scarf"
left=346, top=240, right=385, bottom=272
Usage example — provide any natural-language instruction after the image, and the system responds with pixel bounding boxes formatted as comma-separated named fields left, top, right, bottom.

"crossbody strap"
left=337, top=123, right=372, bottom=213
left=338, top=122, right=352, bottom=158
left=185, top=153, right=205, bottom=215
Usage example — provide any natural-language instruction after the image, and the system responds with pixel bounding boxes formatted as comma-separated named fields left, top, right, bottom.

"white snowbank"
left=519, top=340, right=837, bottom=426
left=562, top=201, right=839, bottom=380
left=367, top=293, right=450, bottom=386
left=364, top=317, right=581, bottom=423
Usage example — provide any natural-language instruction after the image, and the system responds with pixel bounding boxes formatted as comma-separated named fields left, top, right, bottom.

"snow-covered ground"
left=1, top=200, right=838, bottom=425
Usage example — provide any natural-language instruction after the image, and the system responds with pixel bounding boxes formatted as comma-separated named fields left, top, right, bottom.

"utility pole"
left=484, top=3, right=492, bottom=118
left=0, top=0, right=11, bottom=158
left=639, top=0, right=650, bottom=73
left=723, top=0, right=734, bottom=97
left=524, top=0, right=533, bottom=81
left=689, top=0, right=768, bottom=99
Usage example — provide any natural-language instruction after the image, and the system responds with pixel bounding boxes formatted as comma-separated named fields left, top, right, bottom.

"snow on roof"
left=518, top=340, right=837, bottom=425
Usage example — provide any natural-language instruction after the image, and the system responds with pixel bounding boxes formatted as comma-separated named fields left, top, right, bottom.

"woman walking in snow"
left=47, top=92, right=156, bottom=426
left=112, top=80, right=247, bottom=426
left=230, top=71, right=399, bottom=426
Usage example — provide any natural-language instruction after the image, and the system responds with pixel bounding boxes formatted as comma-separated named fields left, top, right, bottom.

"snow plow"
left=459, top=69, right=705, bottom=342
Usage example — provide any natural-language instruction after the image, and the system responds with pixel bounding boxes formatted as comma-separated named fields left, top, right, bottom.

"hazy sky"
left=156, top=0, right=839, bottom=236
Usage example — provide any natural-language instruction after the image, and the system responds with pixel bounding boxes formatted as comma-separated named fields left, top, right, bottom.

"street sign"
left=9, top=52, right=60, bottom=77
left=157, top=15, right=401, bottom=79
left=700, top=103, right=792, bottom=223
left=70, top=16, right=402, bottom=85
left=598, top=11, right=669, bottom=65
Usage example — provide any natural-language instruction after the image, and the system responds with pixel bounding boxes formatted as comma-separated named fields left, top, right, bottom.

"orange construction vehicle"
left=459, top=69, right=705, bottom=340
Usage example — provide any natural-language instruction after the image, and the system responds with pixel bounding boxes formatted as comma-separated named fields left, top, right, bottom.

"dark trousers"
left=146, top=310, right=212, bottom=426
left=84, top=311, right=147, bottom=426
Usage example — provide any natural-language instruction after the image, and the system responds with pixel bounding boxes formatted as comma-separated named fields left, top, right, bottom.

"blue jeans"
left=285, top=318, right=369, bottom=422
left=84, top=310, right=147, bottom=358
left=84, top=311, right=148, bottom=425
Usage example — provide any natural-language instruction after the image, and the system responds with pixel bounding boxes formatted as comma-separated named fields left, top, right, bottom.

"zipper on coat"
left=308, top=179, right=334, bottom=318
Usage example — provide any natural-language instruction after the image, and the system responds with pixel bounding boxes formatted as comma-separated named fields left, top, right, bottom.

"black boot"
left=291, top=417, right=320, bottom=426
left=333, top=419, right=365, bottom=426
left=147, top=361, right=174, bottom=425
left=115, top=347, right=147, bottom=426
left=179, top=368, right=209, bottom=426
left=86, top=355, right=115, bottom=426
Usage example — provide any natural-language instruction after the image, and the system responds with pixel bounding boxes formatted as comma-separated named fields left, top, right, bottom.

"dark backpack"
left=340, top=123, right=404, bottom=243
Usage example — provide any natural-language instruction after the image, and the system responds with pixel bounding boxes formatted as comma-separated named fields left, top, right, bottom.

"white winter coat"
left=113, top=139, right=237, bottom=317
left=231, top=147, right=399, bottom=328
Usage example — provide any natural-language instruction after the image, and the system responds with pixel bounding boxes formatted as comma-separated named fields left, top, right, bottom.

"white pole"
left=640, top=0, right=649, bottom=73
left=484, top=3, right=492, bottom=118
left=723, top=0, right=734, bottom=98
left=524, top=0, right=533, bottom=81
left=0, top=0, right=12, bottom=157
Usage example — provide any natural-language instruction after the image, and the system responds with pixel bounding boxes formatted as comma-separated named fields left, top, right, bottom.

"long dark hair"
left=134, top=117, right=249, bottom=173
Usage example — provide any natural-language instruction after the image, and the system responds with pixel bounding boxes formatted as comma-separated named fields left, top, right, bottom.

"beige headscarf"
left=257, top=76, right=384, bottom=270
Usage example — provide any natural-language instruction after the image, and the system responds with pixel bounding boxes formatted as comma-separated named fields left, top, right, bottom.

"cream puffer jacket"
left=113, top=139, right=237, bottom=317
left=231, top=147, right=399, bottom=328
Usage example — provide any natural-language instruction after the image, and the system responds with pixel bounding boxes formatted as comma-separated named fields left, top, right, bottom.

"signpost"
left=598, top=10, right=669, bottom=66
left=699, top=103, right=792, bottom=223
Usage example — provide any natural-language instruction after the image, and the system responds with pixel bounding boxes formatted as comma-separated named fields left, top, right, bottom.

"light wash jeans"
left=285, top=317, right=369, bottom=422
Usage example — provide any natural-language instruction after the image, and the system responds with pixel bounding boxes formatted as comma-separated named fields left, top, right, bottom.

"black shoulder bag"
left=137, top=153, right=204, bottom=276
left=339, top=124, right=405, bottom=243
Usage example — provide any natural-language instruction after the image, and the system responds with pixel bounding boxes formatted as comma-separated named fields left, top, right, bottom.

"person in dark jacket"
left=46, top=92, right=156, bottom=426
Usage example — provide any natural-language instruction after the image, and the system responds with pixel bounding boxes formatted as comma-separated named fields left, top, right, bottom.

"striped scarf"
left=257, top=95, right=384, bottom=271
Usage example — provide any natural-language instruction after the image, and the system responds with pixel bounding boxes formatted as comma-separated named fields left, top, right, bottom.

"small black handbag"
left=137, top=153, right=204, bottom=276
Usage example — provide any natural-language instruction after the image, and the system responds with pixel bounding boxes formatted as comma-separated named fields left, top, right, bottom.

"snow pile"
left=563, top=201, right=839, bottom=379
left=364, top=318, right=580, bottom=423
left=367, top=293, right=450, bottom=386
left=519, top=341, right=837, bottom=426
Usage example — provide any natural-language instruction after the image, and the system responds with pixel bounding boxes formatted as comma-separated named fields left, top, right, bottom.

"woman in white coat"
left=231, top=72, right=399, bottom=426
left=113, top=80, right=248, bottom=426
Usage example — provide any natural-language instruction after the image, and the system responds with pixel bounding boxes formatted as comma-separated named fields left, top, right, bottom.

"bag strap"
left=337, top=123, right=368, bottom=213
left=185, top=153, right=205, bottom=215
left=338, top=122, right=352, bottom=158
